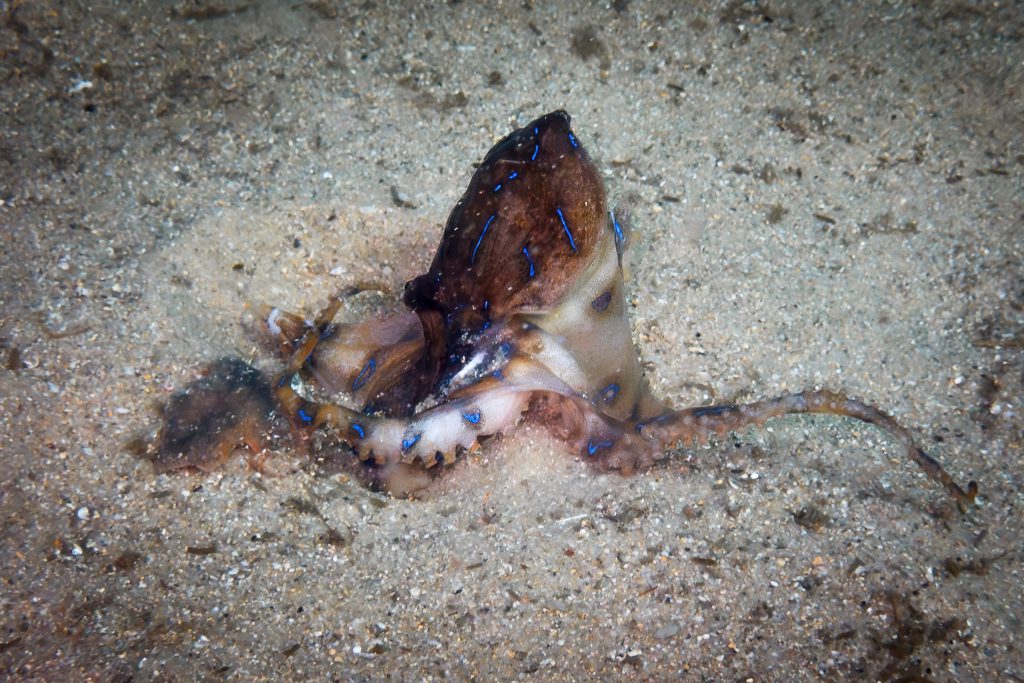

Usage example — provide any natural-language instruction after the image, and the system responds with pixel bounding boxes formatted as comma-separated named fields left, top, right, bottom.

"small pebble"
left=654, top=623, right=679, bottom=640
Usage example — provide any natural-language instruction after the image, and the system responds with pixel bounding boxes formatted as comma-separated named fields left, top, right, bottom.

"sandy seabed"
left=1, top=1, right=1021, bottom=680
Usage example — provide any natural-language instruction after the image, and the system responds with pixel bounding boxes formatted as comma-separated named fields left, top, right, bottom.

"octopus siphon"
left=156, top=110, right=978, bottom=506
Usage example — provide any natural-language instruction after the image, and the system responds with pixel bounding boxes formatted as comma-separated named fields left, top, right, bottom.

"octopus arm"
left=618, top=390, right=978, bottom=510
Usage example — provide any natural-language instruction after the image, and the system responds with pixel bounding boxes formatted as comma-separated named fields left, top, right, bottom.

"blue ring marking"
left=297, top=408, right=313, bottom=424
left=482, top=320, right=491, bottom=330
left=587, top=440, right=613, bottom=456
left=533, top=126, right=539, bottom=135
left=471, top=214, right=497, bottom=264
left=493, top=183, right=502, bottom=192
left=491, top=369, right=504, bottom=380
left=401, top=433, right=422, bottom=451
left=351, top=423, right=365, bottom=439
left=522, top=245, right=535, bottom=278
left=598, top=383, right=620, bottom=403
left=692, top=404, right=736, bottom=418
left=352, top=357, right=377, bottom=390
left=555, top=208, right=578, bottom=252
left=499, top=341, right=513, bottom=355
left=568, top=131, right=578, bottom=148
left=462, top=410, right=481, bottom=424
left=508, top=171, right=519, bottom=180
left=610, top=210, right=624, bottom=246
left=483, top=299, right=490, bottom=310
left=531, top=144, right=539, bottom=161
left=635, top=413, right=673, bottom=432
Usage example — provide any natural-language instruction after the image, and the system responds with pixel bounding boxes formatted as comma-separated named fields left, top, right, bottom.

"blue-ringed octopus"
left=156, top=110, right=977, bottom=507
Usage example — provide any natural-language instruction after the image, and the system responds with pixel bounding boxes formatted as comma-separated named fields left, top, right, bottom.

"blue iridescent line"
left=556, top=208, right=577, bottom=252
left=522, top=245, right=535, bottom=277
left=352, top=357, right=376, bottom=390
left=471, top=214, right=498, bottom=264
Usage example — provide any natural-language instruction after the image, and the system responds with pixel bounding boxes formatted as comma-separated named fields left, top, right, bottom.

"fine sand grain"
left=1, top=2, right=1021, bottom=680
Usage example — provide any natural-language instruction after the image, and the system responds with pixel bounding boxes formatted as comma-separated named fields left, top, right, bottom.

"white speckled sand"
left=1, top=2, right=1020, bottom=680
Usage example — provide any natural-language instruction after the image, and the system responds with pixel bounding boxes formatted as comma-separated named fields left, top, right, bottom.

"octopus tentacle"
left=304, top=313, right=426, bottom=413
left=263, top=289, right=353, bottom=366
left=267, top=298, right=429, bottom=415
left=311, top=385, right=528, bottom=465
left=628, top=390, right=978, bottom=510
left=358, top=356, right=581, bottom=458
left=290, top=383, right=529, bottom=496
left=273, top=354, right=585, bottom=493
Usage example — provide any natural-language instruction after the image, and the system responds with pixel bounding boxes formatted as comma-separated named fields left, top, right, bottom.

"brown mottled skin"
left=156, top=111, right=977, bottom=507
left=406, top=111, right=605, bottom=320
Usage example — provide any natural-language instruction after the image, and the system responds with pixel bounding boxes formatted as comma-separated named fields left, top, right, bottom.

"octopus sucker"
left=155, top=110, right=977, bottom=510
